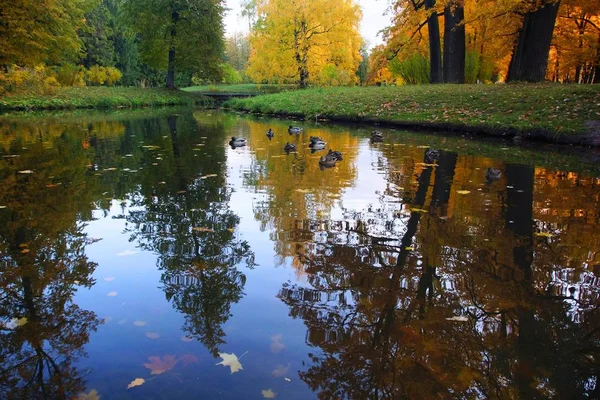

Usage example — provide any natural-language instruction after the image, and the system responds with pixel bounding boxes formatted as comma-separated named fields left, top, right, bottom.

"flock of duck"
left=229, top=127, right=503, bottom=181
left=229, top=125, right=362, bottom=169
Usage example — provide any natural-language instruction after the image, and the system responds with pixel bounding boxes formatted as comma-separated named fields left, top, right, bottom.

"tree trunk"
left=594, top=31, right=600, bottom=84
left=425, top=0, right=443, bottom=83
left=166, top=9, right=179, bottom=89
left=507, top=1, right=561, bottom=82
left=443, top=0, right=466, bottom=83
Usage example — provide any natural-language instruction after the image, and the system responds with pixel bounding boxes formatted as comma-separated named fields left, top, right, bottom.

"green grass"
left=0, top=87, right=213, bottom=112
left=182, top=83, right=296, bottom=94
left=225, top=84, right=600, bottom=137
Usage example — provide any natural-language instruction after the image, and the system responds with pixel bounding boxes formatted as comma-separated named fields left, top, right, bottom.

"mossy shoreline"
left=225, top=85, right=600, bottom=147
left=0, top=87, right=213, bottom=112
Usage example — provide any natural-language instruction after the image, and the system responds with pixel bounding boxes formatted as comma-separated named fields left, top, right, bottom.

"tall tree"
left=425, top=0, right=443, bottom=82
left=507, top=0, right=562, bottom=82
left=79, top=0, right=116, bottom=68
left=125, top=0, right=225, bottom=88
left=247, top=0, right=363, bottom=87
left=443, top=0, right=466, bottom=83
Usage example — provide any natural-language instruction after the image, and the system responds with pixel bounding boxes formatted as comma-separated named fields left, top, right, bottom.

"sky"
left=223, top=0, right=392, bottom=49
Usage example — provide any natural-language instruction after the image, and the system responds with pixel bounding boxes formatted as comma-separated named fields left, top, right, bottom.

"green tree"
left=125, top=0, right=226, bottom=88
left=80, top=0, right=116, bottom=68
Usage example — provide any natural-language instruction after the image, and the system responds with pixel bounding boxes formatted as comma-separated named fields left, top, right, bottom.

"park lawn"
left=225, top=84, right=600, bottom=136
left=0, top=87, right=212, bottom=111
left=182, top=83, right=296, bottom=94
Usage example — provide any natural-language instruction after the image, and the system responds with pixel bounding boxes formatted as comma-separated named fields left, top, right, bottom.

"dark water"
left=0, top=109, right=599, bottom=399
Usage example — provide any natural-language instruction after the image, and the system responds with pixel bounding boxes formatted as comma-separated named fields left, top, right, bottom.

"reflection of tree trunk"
left=430, top=151, right=457, bottom=214
left=167, top=115, right=187, bottom=192
left=505, top=164, right=536, bottom=399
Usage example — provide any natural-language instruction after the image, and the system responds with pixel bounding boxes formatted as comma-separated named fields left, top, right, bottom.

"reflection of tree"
left=0, top=131, right=100, bottom=399
left=123, top=114, right=254, bottom=356
left=276, top=146, right=600, bottom=399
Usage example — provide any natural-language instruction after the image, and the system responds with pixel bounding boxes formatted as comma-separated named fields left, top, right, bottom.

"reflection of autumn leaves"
left=142, top=354, right=199, bottom=375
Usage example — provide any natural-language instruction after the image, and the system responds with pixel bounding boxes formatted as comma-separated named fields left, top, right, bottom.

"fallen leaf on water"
left=416, top=163, right=437, bottom=167
left=116, top=250, right=138, bottom=257
left=456, top=190, right=471, bottom=195
left=0, top=206, right=6, bottom=209
left=284, top=378, right=291, bottom=382
left=262, top=389, right=276, bottom=398
left=405, top=246, right=414, bottom=251
left=192, top=227, right=214, bottom=232
left=142, top=145, right=160, bottom=150
left=107, top=291, right=117, bottom=297
left=127, top=378, right=145, bottom=389
left=410, top=208, right=428, bottom=213
left=271, top=155, right=284, bottom=158
left=18, top=170, right=34, bottom=174
left=103, top=277, right=115, bottom=282
left=227, top=228, right=235, bottom=233
left=178, top=354, right=199, bottom=367
left=5, top=317, right=28, bottom=329
left=20, top=248, right=30, bottom=254
left=270, top=334, right=285, bottom=353
left=295, top=189, right=310, bottom=193
left=446, top=316, right=469, bottom=322
left=181, top=335, right=193, bottom=342
left=133, top=320, right=147, bottom=327
left=201, top=174, right=218, bottom=179
left=272, top=364, right=290, bottom=377
left=143, top=355, right=176, bottom=375
left=216, top=352, right=243, bottom=374
left=73, top=389, right=100, bottom=400
left=416, top=145, right=430, bottom=149
left=535, top=232, right=555, bottom=238
left=46, top=184, right=58, bottom=188
left=104, top=167, right=117, bottom=171
left=146, top=332, right=160, bottom=339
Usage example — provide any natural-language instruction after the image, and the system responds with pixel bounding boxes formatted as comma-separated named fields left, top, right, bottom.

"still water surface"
left=0, top=109, right=599, bottom=399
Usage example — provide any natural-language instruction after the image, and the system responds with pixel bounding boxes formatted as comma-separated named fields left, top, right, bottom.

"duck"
left=229, top=137, right=247, bottom=147
left=266, top=128, right=274, bottom=139
left=284, top=142, right=297, bottom=152
left=309, top=138, right=327, bottom=150
left=326, top=149, right=343, bottom=161
left=309, top=136, right=324, bottom=144
left=371, top=130, right=383, bottom=138
left=370, top=134, right=383, bottom=143
left=319, top=156, right=337, bottom=168
left=288, top=125, right=303, bottom=134
left=424, top=148, right=440, bottom=164
left=485, top=167, right=502, bottom=183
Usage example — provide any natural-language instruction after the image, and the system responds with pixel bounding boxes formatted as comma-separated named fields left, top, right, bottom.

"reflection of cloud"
left=272, top=363, right=290, bottom=377
left=116, top=249, right=139, bottom=257
left=270, top=334, right=285, bottom=353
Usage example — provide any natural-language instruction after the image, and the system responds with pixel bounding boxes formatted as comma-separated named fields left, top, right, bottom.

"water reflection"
left=0, top=110, right=598, bottom=399
left=0, top=122, right=101, bottom=399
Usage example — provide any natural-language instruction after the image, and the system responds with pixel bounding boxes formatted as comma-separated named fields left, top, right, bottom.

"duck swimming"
left=309, top=136, right=323, bottom=144
left=266, top=128, right=274, bottom=139
left=485, top=168, right=502, bottom=183
left=284, top=142, right=297, bottom=152
left=319, top=156, right=337, bottom=168
left=288, top=125, right=303, bottom=134
left=425, top=149, right=440, bottom=164
left=326, top=149, right=343, bottom=161
left=229, top=137, right=247, bottom=147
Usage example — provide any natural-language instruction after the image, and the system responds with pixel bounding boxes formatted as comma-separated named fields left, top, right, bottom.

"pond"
left=0, top=109, right=599, bottom=399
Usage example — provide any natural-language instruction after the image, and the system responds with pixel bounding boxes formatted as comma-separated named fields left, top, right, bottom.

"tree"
left=125, top=0, right=225, bottom=88
left=0, top=0, right=93, bottom=68
left=356, top=42, right=370, bottom=84
left=79, top=0, right=116, bottom=68
left=507, top=0, right=562, bottom=82
left=443, top=0, right=466, bottom=83
left=247, top=0, right=363, bottom=87
left=425, top=0, right=443, bottom=82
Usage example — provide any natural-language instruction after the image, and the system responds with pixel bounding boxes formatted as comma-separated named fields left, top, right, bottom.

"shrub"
left=389, top=54, right=430, bottom=84
left=56, top=63, right=85, bottom=87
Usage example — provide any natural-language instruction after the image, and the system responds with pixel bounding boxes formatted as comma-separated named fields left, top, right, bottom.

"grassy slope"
left=0, top=87, right=212, bottom=111
left=182, top=83, right=295, bottom=94
left=226, top=84, right=600, bottom=136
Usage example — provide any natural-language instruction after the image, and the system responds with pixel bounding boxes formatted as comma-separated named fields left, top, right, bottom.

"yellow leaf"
left=201, top=174, right=218, bottom=179
left=456, top=190, right=471, bottom=195
left=262, top=389, right=277, bottom=398
left=535, top=232, right=554, bottom=238
left=410, top=208, right=428, bottom=213
left=127, top=378, right=145, bottom=389
left=216, top=352, right=243, bottom=374
left=192, top=227, right=214, bottom=233
left=73, top=389, right=100, bottom=400
left=405, top=246, right=414, bottom=251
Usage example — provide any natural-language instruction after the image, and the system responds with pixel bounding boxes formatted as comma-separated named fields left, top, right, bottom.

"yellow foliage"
left=247, top=0, right=363, bottom=87
left=86, top=66, right=123, bottom=87
left=0, top=65, right=60, bottom=95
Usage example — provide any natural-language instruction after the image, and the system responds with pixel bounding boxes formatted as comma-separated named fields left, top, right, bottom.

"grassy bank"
left=0, top=87, right=213, bottom=112
left=182, top=83, right=295, bottom=94
left=225, top=84, right=600, bottom=146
